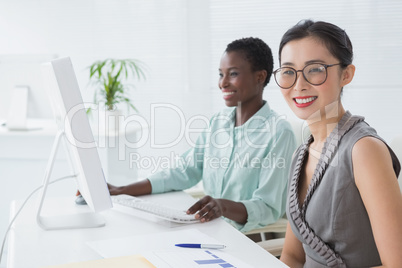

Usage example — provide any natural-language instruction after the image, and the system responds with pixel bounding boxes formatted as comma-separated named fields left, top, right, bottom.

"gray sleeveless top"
left=286, top=111, right=400, bottom=267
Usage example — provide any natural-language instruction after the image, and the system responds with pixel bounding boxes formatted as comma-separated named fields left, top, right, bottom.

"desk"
left=7, top=192, right=287, bottom=268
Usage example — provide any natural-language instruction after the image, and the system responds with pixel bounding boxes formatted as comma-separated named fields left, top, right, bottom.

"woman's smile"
left=222, top=90, right=236, bottom=100
left=293, top=96, right=318, bottom=108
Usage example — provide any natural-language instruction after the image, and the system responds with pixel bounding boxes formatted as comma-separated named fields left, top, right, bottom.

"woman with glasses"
left=275, top=20, right=402, bottom=267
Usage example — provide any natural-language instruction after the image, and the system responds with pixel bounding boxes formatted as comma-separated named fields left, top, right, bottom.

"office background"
left=1, top=0, right=401, bottom=266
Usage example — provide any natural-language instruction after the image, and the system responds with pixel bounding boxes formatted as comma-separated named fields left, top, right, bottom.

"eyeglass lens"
left=274, top=63, right=328, bottom=89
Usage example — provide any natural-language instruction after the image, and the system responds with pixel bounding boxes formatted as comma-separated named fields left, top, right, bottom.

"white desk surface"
left=0, top=118, right=56, bottom=137
left=7, top=191, right=287, bottom=268
left=0, top=117, right=142, bottom=137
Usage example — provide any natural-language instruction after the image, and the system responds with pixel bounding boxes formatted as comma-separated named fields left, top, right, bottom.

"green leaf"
left=87, top=58, right=148, bottom=113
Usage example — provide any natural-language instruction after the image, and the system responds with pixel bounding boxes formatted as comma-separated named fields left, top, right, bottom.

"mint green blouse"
left=148, top=102, right=296, bottom=232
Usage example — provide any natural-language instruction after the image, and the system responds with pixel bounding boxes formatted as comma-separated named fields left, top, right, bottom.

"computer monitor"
left=0, top=54, right=57, bottom=130
left=37, top=57, right=112, bottom=230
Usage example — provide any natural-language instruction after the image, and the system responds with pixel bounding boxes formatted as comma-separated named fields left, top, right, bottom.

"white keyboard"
left=111, top=194, right=199, bottom=223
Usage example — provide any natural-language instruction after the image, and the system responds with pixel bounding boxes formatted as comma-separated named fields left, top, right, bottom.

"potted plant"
left=87, top=58, right=147, bottom=131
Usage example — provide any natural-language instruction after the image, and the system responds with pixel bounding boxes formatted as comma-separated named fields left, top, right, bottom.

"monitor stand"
left=36, top=130, right=106, bottom=230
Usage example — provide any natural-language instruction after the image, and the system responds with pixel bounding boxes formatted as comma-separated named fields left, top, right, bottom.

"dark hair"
left=278, top=20, right=353, bottom=68
left=226, top=37, right=273, bottom=87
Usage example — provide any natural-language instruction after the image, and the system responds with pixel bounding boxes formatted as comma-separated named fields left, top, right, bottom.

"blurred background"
left=1, top=0, right=401, bottom=265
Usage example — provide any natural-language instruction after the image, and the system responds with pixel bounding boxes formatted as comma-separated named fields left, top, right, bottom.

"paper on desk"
left=87, top=228, right=221, bottom=258
left=41, top=254, right=156, bottom=268
left=144, top=249, right=254, bottom=268
left=87, top=228, right=254, bottom=268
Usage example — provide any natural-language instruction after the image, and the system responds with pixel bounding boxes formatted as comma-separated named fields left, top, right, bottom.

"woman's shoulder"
left=342, top=120, right=379, bottom=146
left=353, top=135, right=389, bottom=158
left=350, top=121, right=391, bottom=164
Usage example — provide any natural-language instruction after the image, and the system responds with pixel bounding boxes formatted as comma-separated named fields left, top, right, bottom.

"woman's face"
left=218, top=51, right=264, bottom=107
left=279, top=37, right=353, bottom=121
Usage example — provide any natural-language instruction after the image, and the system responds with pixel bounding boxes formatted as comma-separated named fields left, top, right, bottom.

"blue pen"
left=175, top=243, right=226, bottom=249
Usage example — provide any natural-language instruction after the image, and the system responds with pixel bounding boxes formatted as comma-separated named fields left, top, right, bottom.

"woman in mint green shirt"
left=108, top=37, right=296, bottom=232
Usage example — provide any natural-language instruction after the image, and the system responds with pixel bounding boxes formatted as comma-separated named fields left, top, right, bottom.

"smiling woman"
left=107, top=37, right=297, bottom=233
left=278, top=39, right=352, bottom=124
left=218, top=38, right=271, bottom=126
left=277, top=20, right=402, bottom=268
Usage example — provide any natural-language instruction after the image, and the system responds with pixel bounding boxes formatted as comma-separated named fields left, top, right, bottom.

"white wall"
left=1, top=1, right=401, bottom=151
left=0, top=0, right=218, bottom=177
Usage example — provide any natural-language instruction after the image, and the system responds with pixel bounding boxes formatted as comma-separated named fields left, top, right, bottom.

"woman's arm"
left=280, top=223, right=305, bottom=267
left=353, top=137, right=402, bottom=267
left=187, top=196, right=248, bottom=223
left=108, top=179, right=152, bottom=196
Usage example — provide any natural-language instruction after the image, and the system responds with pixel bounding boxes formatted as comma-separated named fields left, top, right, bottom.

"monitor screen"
left=0, top=54, right=57, bottom=119
left=38, top=57, right=112, bottom=230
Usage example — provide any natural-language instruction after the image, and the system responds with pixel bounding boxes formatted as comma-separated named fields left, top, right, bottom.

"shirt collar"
left=233, top=100, right=271, bottom=129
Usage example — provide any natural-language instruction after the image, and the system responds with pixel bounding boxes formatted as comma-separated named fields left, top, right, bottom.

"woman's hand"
left=107, top=179, right=152, bottom=196
left=187, top=195, right=224, bottom=222
left=107, top=183, right=122, bottom=195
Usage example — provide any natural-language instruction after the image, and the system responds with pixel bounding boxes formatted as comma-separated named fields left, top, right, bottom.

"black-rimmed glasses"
left=273, top=63, right=342, bottom=89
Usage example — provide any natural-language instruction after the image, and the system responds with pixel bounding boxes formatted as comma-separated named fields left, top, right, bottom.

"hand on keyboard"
left=186, top=195, right=225, bottom=223
left=111, top=194, right=199, bottom=224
